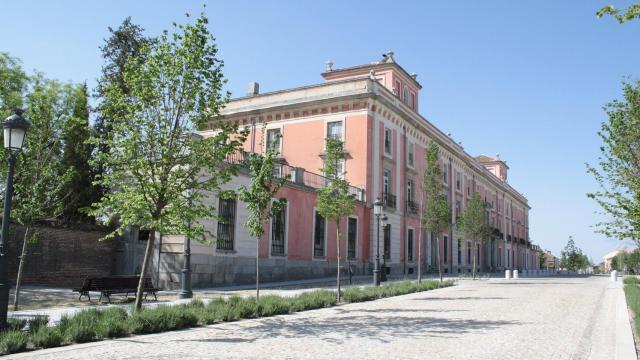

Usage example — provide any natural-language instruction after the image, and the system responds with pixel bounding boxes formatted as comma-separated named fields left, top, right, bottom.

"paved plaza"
left=8, top=276, right=636, bottom=360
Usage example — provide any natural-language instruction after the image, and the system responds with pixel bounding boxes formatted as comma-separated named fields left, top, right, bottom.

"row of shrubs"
left=623, top=276, right=640, bottom=337
left=0, top=280, right=453, bottom=355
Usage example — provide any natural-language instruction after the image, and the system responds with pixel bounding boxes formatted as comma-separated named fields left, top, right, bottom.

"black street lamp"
left=373, top=198, right=382, bottom=286
left=0, top=110, right=30, bottom=328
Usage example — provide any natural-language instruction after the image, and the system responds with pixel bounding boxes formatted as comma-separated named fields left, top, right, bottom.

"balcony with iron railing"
left=382, top=192, right=396, bottom=209
left=226, top=150, right=366, bottom=202
left=406, top=200, right=419, bottom=215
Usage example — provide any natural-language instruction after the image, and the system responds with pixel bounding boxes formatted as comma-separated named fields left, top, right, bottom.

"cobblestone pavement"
left=9, top=276, right=630, bottom=360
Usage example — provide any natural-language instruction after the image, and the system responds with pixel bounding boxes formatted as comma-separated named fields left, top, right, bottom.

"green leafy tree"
left=560, top=236, right=589, bottom=272
left=539, top=252, right=546, bottom=269
left=237, top=129, right=286, bottom=301
left=587, top=81, right=640, bottom=246
left=11, top=76, right=74, bottom=310
left=59, top=83, right=98, bottom=222
left=316, top=137, right=355, bottom=302
left=422, top=141, right=451, bottom=283
left=94, top=17, right=152, bottom=198
left=597, top=3, right=640, bottom=23
left=611, top=255, right=620, bottom=271
left=90, top=11, right=245, bottom=310
left=626, top=250, right=640, bottom=274
left=458, top=192, right=493, bottom=279
left=0, top=53, right=28, bottom=118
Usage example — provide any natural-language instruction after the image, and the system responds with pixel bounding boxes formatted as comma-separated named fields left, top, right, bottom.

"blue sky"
left=2, top=0, right=638, bottom=261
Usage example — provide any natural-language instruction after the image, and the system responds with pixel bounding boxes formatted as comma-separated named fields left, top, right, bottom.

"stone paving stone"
left=7, top=276, right=628, bottom=360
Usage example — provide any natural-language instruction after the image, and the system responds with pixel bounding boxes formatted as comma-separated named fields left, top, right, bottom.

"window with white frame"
left=266, top=128, right=281, bottom=153
left=271, top=199, right=287, bottom=256
left=407, top=228, right=414, bottom=262
left=347, top=217, right=357, bottom=260
left=408, top=143, right=415, bottom=167
left=384, top=224, right=391, bottom=260
left=384, top=128, right=392, bottom=155
left=402, top=85, right=409, bottom=105
left=216, top=197, right=236, bottom=251
left=326, top=121, right=343, bottom=139
left=313, top=210, right=326, bottom=258
left=383, top=169, right=391, bottom=196
left=323, top=158, right=345, bottom=180
left=407, top=179, right=414, bottom=203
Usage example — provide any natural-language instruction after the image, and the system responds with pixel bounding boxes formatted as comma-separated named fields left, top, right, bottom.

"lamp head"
left=3, top=109, right=30, bottom=152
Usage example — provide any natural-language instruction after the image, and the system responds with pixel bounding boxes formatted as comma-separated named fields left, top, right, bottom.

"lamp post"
left=373, top=198, right=382, bottom=286
left=0, top=110, right=30, bottom=328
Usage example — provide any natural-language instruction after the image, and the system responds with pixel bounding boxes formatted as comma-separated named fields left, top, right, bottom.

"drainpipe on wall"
left=402, top=125, right=407, bottom=276
left=250, top=117, right=256, bottom=153
left=449, top=158, right=454, bottom=273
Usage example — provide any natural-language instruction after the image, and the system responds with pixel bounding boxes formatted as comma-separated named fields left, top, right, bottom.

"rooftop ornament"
left=326, top=59, right=333, bottom=72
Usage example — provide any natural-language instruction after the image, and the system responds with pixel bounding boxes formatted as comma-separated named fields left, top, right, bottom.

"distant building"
left=543, top=250, right=559, bottom=270
left=603, top=247, right=635, bottom=272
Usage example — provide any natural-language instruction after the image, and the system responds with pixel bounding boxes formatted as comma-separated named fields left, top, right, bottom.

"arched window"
left=402, top=85, right=409, bottom=104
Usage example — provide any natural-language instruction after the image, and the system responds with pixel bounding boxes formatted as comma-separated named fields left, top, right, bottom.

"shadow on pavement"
left=410, top=296, right=507, bottom=301
left=169, top=311, right=521, bottom=345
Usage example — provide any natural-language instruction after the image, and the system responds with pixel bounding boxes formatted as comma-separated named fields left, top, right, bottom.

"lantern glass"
left=4, top=126, right=26, bottom=151
left=374, top=198, right=382, bottom=216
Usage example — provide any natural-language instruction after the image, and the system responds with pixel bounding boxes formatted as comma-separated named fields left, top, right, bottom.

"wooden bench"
left=73, top=276, right=159, bottom=303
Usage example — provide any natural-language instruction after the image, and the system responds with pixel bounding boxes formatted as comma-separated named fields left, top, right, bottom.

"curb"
left=617, top=282, right=637, bottom=360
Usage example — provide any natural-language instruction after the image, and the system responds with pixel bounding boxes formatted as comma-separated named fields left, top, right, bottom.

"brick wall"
left=5, top=223, right=114, bottom=287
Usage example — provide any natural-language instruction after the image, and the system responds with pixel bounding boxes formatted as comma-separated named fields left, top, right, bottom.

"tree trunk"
left=472, top=239, right=477, bottom=280
left=437, top=234, right=442, bottom=283
left=134, top=230, right=155, bottom=311
left=336, top=219, right=341, bottom=303
left=256, top=234, right=260, bottom=301
left=12, top=227, right=30, bottom=311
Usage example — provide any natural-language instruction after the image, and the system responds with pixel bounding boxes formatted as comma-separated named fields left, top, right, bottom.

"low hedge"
left=0, top=280, right=453, bottom=355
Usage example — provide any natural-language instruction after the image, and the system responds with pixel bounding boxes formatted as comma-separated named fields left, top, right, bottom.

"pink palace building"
left=126, top=52, right=540, bottom=288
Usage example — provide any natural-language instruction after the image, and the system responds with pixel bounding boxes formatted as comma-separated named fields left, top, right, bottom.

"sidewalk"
left=8, top=274, right=444, bottom=325
left=7, top=271, right=515, bottom=325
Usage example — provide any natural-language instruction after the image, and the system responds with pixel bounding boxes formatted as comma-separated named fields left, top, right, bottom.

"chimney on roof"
left=247, top=82, right=260, bottom=96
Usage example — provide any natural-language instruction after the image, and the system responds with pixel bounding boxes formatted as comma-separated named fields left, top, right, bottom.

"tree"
left=597, top=4, right=640, bottom=23
left=316, top=137, right=355, bottom=302
left=587, top=81, right=640, bottom=246
left=90, top=11, right=245, bottom=310
left=59, top=83, right=98, bottom=222
left=94, top=17, right=152, bottom=199
left=560, top=236, right=589, bottom=272
left=458, top=192, right=493, bottom=279
left=539, top=252, right=547, bottom=269
left=421, top=141, right=451, bottom=282
left=0, top=53, right=28, bottom=118
left=238, top=129, right=286, bottom=301
left=11, top=76, right=73, bottom=310
left=626, top=250, right=640, bottom=274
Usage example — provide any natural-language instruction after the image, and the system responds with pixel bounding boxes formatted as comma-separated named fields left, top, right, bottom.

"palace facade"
left=121, top=52, right=540, bottom=288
